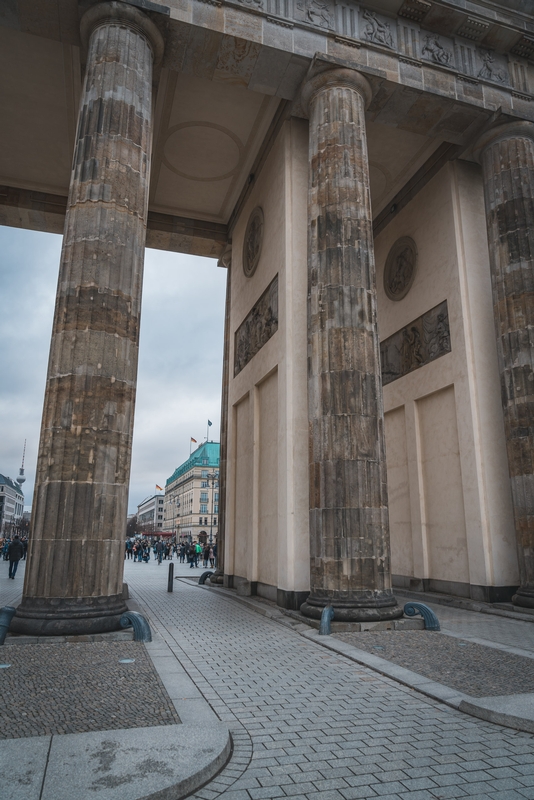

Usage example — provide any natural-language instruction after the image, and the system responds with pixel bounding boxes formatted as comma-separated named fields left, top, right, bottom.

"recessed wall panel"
left=233, top=394, right=253, bottom=578
left=384, top=405, right=413, bottom=577
left=257, top=370, right=278, bottom=588
left=417, top=386, right=469, bottom=585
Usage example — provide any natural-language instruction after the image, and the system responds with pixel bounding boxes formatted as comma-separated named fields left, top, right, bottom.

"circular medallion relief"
left=243, top=207, right=264, bottom=278
left=384, top=237, right=417, bottom=301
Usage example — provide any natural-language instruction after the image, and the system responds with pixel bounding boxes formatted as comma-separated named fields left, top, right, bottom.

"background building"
left=136, top=494, right=165, bottom=536
left=165, top=442, right=219, bottom=545
left=0, top=474, right=24, bottom=536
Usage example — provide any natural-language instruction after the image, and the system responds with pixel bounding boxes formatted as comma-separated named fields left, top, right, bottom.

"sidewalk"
left=2, top=557, right=534, bottom=800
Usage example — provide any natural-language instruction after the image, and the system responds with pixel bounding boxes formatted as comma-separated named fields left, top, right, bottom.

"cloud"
left=0, top=227, right=227, bottom=515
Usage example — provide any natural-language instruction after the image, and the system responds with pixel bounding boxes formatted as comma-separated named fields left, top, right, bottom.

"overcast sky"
left=0, top=226, right=227, bottom=514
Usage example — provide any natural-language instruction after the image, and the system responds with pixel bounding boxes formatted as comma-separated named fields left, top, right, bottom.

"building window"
left=199, top=517, right=203, bottom=525
left=215, top=492, right=219, bottom=501
left=214, top=505, right=219, bottom=514
left=200, top=504, right=207, bottom=513
left=201, top=470, right=208, bottom=478
left=200, top=492, right=208, bottom=502
left=201, top=481, right=208, bottom=488
left=157, top=515, right=163, bottom=520
left=204, top=517, right=208, bottom=525
left=213, top=518, right=217, bottom=526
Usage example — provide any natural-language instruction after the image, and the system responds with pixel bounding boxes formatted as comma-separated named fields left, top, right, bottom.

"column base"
left=301, top=591, right=403, bottom=622
left=208, top=570, right=224, bottom=585
left=10, top=594, right=128, bottom=636
left=512, top=587, right=534, bottom=610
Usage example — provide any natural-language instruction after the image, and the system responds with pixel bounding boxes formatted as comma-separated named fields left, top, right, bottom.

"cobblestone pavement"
left=334, top=631, right=534, bottom=697
left=125, top=560, right=534, bottom=800
left=0, top=640, right=180, bottom=739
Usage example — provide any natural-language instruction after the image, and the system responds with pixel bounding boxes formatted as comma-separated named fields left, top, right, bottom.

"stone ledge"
left=1, top=723, right=231, bottom=800
left=4, top=629, right=135, bottom=645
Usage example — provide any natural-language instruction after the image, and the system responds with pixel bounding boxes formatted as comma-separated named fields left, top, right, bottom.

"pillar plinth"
left=300, top=68, right=401, bottom=622
left=474, top=121, right=534, bottom=610
left=12, top=2, right=163, bottom=636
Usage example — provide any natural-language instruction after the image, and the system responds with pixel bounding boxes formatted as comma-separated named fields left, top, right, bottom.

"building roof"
left=0, top=474, right=24, bottom=496
left=166, top=442, right=220, bottom=487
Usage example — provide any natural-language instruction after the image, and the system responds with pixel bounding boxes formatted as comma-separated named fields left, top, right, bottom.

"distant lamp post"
left=207, top=471, right=218, bottom=546
left=171, top=496, right=180, bottom=541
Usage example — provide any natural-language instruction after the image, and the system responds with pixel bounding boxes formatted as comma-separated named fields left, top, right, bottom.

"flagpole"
left=206, top=421, right=209, bottom=442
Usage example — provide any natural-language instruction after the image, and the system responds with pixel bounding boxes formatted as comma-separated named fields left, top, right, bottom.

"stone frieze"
left=213, top=0, right=534, bottom=96
left=234, top=275, right=279, bottom=376
left=380, top=300, right=451, bottom=386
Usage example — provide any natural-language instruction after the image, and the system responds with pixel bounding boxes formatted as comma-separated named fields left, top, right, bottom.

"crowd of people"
left=125, top=538, right=216, bottom=569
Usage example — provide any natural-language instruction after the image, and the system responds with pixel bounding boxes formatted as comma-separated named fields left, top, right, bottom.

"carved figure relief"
left=380, top=300, right=451, bottom=385
left=362, top=9, right=394, bottom=48
left=422, top=34, right=453, bottom=65
left=243, top=207, right=264, bottom=278
left=234, top=275, right=279, bottom=376
left=297, top=0, right=332, bottom=28
left=384, top=237, right=417, bottom=301
left=477, top=50, right=508, bottom=84
left=236, top=0, right=264, bottom=7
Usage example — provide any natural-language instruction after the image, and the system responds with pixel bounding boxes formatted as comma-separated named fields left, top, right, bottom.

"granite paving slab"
left=333, top=630, right=534, bottom=697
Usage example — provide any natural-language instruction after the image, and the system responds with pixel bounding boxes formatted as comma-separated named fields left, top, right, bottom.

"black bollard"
left=167, top=562, right=174, bottom=592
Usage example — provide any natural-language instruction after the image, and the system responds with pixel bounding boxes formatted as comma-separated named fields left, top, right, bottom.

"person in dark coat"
left=8, top=535, right=24, bottom=579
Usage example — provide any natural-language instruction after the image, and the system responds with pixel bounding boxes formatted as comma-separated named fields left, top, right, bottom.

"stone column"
left=210, top=245, right=232, bottom=585
left=474, top=122, right=534, bottom=610
left=13, top=2, right=164, bottom=635
left=300, top=68, right=401, bottom=622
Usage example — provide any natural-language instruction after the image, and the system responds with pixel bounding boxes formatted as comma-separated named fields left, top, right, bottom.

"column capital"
left=300, top=67, right=373, bottom=117
left=80, top=0, right=164, bottom=66
left=218, top=243, right=232, bottom=270
left=473, top=120, right=534, bottom=164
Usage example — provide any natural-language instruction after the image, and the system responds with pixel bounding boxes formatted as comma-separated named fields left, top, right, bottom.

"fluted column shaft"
left=14, top=2, right=163, bottom=635
left=476, top=122, right=534, bottom=609
left=300, top=69, right=401, bottom=622
left=211, top=246, right=231, bottom=585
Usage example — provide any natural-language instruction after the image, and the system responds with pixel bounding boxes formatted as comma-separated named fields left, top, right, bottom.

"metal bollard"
left=403, top=602, right=440, bottom=631
left=167, top=562, right=174, bottom=592
left=0, top=607, right=17, bottom=645
left=319, top=604, right=335, bottom=636
left=120, top=611, right=152, bottom=642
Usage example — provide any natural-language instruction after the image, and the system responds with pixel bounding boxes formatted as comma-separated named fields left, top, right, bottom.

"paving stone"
left=88, top=560, right=534, bottom=800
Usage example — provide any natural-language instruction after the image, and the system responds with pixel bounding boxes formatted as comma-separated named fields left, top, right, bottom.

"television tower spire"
left=16, top=439, right=26, bottom=488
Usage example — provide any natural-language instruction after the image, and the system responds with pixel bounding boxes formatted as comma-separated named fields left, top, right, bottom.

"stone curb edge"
left=192, top=580, right=534, bottom=737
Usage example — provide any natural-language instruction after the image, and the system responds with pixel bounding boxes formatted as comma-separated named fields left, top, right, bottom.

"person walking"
left=155, top=539, right=164, bottom=565
left=8, top=535, right=24, bottom=579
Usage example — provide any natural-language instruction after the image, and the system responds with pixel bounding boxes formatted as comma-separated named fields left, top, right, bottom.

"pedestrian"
left=203, top=545, right=210, bottom=568
left=179, top=544, right=186, bottom=564
left=209, top=546, right=215, bottom=568
left=7, top=534, right=24, bottom=579
left=155, top=539, right=164, bottom=565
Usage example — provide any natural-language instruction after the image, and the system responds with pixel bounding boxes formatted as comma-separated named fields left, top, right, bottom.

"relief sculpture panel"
left=380, top=300, right=451, bottom=386
left=234, top=275, right=279, bottom=376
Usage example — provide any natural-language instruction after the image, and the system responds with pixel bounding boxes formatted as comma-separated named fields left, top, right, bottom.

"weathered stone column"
left=13, top=2, right=163, bottom=635
left=300, top=68, right=401, bottom=622
left=210, top=245, right=231, bottom=586
left=474, top=122, right=534, bottom=610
